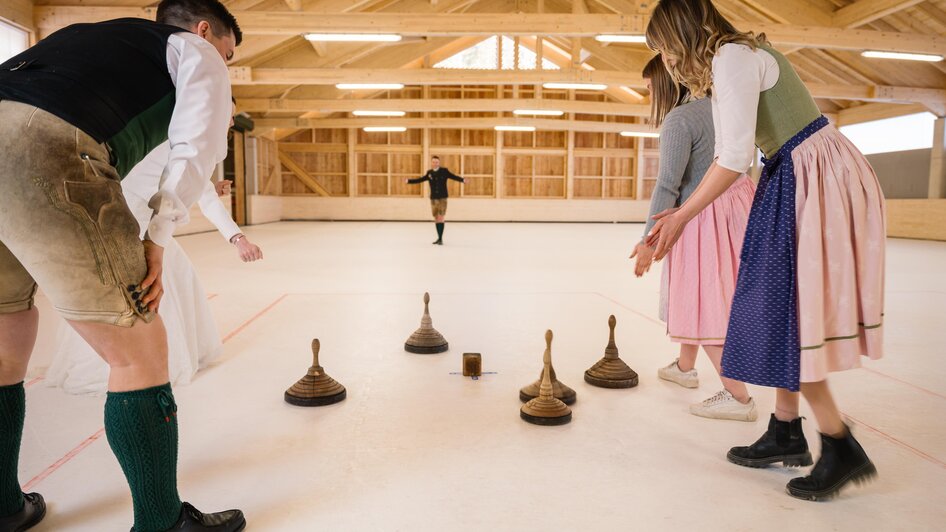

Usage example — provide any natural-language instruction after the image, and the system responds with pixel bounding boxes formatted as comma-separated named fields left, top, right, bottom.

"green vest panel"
left=755, top=45, right=822, bottom=157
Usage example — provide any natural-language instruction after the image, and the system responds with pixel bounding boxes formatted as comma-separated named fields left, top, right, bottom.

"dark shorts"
left=430, top=198, right=448, bottom=218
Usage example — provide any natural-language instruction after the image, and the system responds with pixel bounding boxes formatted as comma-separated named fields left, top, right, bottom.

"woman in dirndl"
left=645, top=0, right=885, bottom=501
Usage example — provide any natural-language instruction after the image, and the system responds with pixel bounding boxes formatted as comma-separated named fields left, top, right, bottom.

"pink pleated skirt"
left=793, top=125, right=886, bottom=382
left=663, top=176, right=756, bottom=345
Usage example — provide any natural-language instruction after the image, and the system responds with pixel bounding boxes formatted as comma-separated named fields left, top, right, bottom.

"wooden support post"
left=514, top=36, right=520, bottom=70
left=348, top=128, right=356, bottom=197
left=497, top=33, right=503, bottom=69
left=566, top=129, right=575, bottom=199
left=635, top=138, right=644, bottom=200
left=233, top=131, right=247, bottom=225
left=536, top=36, right=544, bottom=98
left=930, top=117, right=946, bottom=198
left=496, top=131, right=505, bottom=198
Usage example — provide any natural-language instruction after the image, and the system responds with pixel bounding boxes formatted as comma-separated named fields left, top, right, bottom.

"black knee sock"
left=105, top=383, right=182, bottom=531
left=436, top=223, right=444, bottom=240
left=0, top=382, right=25, bottom=516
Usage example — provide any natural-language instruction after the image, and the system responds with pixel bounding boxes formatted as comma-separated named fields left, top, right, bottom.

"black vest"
left=0, top=18, right=188, bottom=177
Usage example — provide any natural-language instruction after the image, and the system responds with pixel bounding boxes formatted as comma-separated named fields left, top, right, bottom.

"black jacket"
left=408, top=168, right=464, bottom=199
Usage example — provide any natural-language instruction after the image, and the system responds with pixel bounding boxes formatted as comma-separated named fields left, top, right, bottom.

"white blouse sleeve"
left=197, top=180, right=241, bottom=242
left=711, top=44, right=768, bottom=173
left=144, top=32, right=232, bottom=247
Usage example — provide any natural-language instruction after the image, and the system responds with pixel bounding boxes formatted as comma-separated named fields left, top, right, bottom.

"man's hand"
left=139, top=241, right=165, bottom=313
left=232, top=235, right=263, bottom=262
left=629, top=242, right=656, bottom=277
left=214, top=180, right=232, bottom=196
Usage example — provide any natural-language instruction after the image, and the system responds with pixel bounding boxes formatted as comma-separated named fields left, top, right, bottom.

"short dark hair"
left=157, top=0, right=243, bottom=45
left=431, top=155, right=440, bottom=160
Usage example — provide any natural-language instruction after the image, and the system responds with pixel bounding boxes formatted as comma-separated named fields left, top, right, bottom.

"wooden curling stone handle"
left=463, top=353, right=482, bottom=377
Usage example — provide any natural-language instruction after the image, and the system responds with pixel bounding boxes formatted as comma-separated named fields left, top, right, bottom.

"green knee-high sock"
left=0, top=382, right=25, bottom=516
left=436, top=222, right=444, bottom=240
left=105, top=384, right=182, bottom=532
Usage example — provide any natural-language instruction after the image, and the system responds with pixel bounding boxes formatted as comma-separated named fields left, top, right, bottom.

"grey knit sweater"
left=642, top=97, right=715, bottom=240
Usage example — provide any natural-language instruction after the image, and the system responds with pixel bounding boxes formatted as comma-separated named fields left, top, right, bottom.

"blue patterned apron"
left=720, top=116, right=829, bottom=392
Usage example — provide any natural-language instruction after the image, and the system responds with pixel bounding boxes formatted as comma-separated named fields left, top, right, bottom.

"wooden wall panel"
left=886, top=199, right=946, bottom=241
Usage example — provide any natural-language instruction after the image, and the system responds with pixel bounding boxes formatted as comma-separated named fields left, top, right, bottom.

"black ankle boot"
left=0, top=492, right=46, bottom=532
left=727, top=414, right=813, bottom=468
left=786, top=427, right=877, bottom=501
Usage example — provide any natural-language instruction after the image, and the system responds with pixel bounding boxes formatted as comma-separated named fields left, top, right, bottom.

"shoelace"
left=703, top=390, right=732, bottom=406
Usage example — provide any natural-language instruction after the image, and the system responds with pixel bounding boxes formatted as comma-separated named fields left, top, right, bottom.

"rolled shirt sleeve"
left=711, top=44, right=766, bottom=174
left=145, top=32, right=232, bottom=247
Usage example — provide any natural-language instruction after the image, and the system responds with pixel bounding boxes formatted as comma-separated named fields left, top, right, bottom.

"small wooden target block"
left=462, top=353, right=482, bottom=377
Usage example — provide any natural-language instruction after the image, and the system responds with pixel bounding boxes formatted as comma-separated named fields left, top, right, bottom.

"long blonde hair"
left=642, top=55, right=689, bottom=128
left=645, top=0, right=766, bottom=97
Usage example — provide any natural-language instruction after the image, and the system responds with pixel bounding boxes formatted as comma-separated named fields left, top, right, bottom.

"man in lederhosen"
left=0, top=1, right=246, bottom=530
left=406, top=155, right=466, bottom=245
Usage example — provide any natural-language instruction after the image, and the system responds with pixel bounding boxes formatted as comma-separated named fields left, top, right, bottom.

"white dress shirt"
left=711, top=43, right=780, bottom=173
left=123, top=142, right=241, bottom=242
left=144, top=32, right=233, bottom=247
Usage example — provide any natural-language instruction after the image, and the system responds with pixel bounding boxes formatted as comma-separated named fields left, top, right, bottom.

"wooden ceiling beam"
left=740, top=0, right=833, bottom=26
left=1, top=0, right=33, bottom=31
left=238, top=97, right=651, bottom=115
left=751, top=22, right=946, bottom=55
left=230, top=66, right=646, bottom=86
left=253, top=116, right=653, bottom=133
left=836, top=102, right=927, bottom=125
left=833, top=0, right=924, bottom=29
left=33, top=9, right=647, bottom=38
left=229, top=65, right=946, bottom=108
left=33, top=7, right=946, bottom=55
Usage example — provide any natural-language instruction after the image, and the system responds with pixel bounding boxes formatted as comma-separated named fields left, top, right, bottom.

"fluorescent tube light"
left=542, top=82, right=607, bottom=90
left=620, top=131, right=660, bottom=138
left=352, top=110, right=406, bottom=117
left=861, top=50, right=942, bottom=62
left=363, top=126, right=407, bottom=132
left=495, top=125, right=536, bottom=132
left=336, top=83, right=405, bottom=90
left=513, top=109, right=565, bottom=116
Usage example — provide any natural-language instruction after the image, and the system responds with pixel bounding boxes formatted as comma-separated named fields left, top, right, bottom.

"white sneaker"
left=689, top=390, right=758, bottom=422
left=657, top=358, right=699, bottom=389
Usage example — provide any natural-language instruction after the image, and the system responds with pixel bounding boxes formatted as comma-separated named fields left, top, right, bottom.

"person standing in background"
left=406, top=155, right=465, bottom=245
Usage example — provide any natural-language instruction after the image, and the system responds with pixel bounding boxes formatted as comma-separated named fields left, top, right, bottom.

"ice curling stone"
left=520, top=330, right=572, bottom=426
left=584, top=315, right=639, bottom=389
left=284, top=339, right=347, bottom=407
left=404, top=292, right=449, bottom=354
left=519, top=332, right=576, bottom=405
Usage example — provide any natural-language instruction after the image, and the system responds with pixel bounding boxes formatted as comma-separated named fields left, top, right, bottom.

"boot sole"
left=12, top=495, right=46, bottom=532
left=14, top=506, right=45, bottom=532
left=727, top=451, right=814, bottom=468
left=657, top=374, right=699, bottom=389
left=785, top=461, right=878, bottom=501
left=690, top=409, right=758, bottom=422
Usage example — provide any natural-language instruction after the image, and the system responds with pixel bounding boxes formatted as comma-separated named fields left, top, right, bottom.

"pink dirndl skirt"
left=663, top=176, right=756, bottom=345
